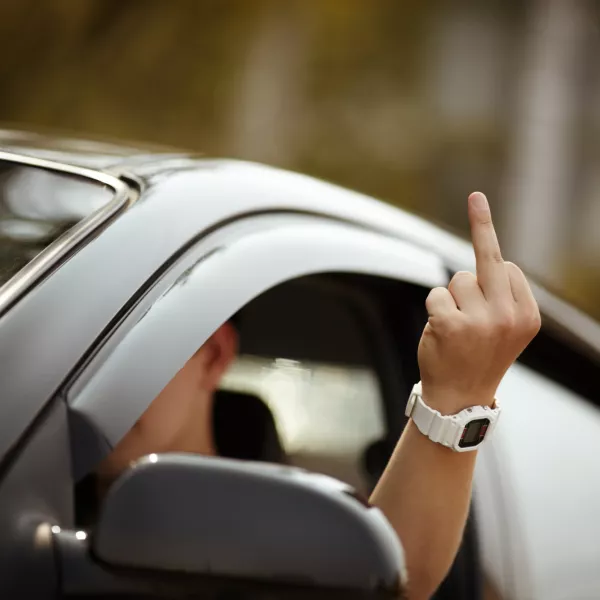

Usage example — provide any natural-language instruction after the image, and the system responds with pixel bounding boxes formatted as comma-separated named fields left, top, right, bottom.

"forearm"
left=369, top=419, right=477, bottom=600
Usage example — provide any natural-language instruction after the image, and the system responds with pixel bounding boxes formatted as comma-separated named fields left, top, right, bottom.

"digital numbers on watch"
left=458, top=418, right=490, bottom=448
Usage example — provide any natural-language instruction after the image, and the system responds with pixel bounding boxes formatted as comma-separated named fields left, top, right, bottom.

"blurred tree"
left=0, top=0, right=598, bottom=317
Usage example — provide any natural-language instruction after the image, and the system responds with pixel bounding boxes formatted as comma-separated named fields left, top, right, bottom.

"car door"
left=474, top=326, right=600, bottom=600
left=0, top=153, right=134, bottom=599
left=40, top=213, right=445, bottom=596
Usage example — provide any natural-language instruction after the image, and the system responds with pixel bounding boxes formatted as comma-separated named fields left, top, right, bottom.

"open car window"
left=67, top=214, right=447, bottom=481
left=222, top=356, right=384, bottom=490
left=221, top=328, right=387, bottom=493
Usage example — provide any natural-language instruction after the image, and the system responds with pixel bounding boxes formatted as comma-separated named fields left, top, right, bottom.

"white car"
left=0, top=130, right=598, bottom=599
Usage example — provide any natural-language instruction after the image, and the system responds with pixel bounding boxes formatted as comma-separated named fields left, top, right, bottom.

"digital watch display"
left=458, top=418, right=491, bottom=448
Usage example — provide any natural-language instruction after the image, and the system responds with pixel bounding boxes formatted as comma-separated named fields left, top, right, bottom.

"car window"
left=0, top=160, right=114, bottom=286
left=220, top=354, right=385, bottom=494
left=66, top=215, right=447, bottom=483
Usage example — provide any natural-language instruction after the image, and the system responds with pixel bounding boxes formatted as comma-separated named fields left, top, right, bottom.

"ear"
left=201, top=321, right=239, bottom=391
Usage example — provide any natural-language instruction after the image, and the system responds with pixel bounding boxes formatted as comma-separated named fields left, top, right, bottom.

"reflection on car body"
left=0, top=130, right=598, bottom=599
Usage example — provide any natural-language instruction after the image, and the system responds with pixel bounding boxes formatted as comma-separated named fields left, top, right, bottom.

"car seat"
left=213, top=389, right=287, bottom=464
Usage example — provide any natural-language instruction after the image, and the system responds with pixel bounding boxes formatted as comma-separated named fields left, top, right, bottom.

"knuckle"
left=493, top=309, right=516, bottom=333
left=515, top=303, right=541, bottom=336
left=426, top=286, right=445, bottom=304
left=450, top=271, right=475, bottom=288
left=425, top=288, right=449, bottom=313
left=449, top=272, right=478, bottom=297
left=489, top=250, right=504, bottom=265
left=432, top=286, right=447, bottom=296
left=472, top=316, right=495, bottom=337
left=524, top=309, right=542, bottom=335
left=454, top=270, right=475, bottom=280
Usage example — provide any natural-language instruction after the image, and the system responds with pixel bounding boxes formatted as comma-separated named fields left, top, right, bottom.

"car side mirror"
left=55, top=454, right=406, bottom=599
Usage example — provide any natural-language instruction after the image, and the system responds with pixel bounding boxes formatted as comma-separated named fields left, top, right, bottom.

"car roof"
left=1, top=129, right=599, bottom=360
left=0, top=128, right=197, bottom=173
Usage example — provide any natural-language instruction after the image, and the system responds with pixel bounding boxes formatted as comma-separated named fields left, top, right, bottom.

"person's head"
left=96, top=322, right=238, bottom=485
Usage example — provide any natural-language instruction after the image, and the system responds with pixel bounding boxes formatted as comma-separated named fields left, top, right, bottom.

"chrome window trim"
left=0, top=150, right=135, bottom=316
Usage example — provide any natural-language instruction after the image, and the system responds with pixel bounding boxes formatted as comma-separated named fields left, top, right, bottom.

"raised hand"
left=417, top=192, right=541, bottom=414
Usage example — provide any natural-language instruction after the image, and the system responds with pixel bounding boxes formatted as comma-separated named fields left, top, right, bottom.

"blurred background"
left=1, top=0, right=599, bottom=317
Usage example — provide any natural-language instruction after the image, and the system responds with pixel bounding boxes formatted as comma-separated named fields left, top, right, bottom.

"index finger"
left=468, top=192, right=511, bottom=302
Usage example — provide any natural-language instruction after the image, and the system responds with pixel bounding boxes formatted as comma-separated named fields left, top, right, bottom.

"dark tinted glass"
left=0, top=161, right=114, bottom=286
left=458, top=418, right=490, bottom=448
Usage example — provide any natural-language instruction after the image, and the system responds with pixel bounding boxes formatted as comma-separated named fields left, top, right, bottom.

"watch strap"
left=410, top=392, right=460, bottom=446
left=405, top=382, right=500, bottom=450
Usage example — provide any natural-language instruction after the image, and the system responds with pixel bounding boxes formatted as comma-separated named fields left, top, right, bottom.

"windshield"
left=0, top=160, right=114, bottom=287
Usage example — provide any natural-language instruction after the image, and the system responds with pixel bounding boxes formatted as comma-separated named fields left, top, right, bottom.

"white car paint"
left=476, top=363, right=600, bottom=600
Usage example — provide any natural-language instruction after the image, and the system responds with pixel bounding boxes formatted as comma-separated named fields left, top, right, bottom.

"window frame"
left=0, top=150, right=133, bottom=316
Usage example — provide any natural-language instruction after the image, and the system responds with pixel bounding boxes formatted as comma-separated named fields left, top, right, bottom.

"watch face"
left=458, top=418, right=490, bottom=448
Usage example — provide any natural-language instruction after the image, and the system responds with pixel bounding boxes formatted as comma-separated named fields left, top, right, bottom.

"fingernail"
left=470, top=192, right=488, bottom=210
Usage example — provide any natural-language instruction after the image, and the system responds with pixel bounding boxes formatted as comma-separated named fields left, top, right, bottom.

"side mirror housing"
left=57, top=454, right=406, bottom=598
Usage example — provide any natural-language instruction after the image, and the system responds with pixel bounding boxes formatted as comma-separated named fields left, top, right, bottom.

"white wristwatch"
left=405, top=382, right=501, bottom=452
